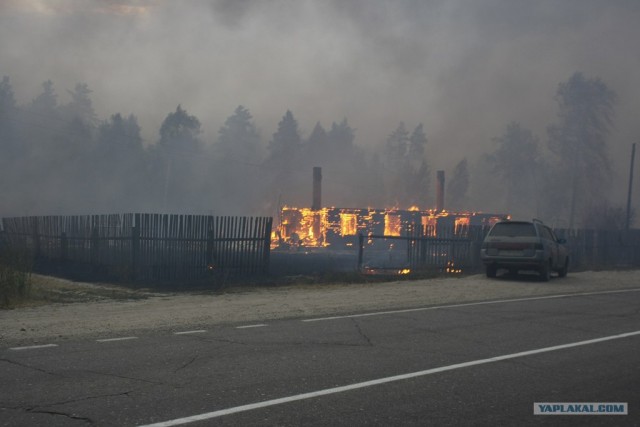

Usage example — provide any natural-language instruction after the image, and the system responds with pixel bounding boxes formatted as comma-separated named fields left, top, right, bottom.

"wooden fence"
left=358, top=225, right=640, bottom=273
left=554, top=228, right=640, bottom=269
left=1, top=213, right=272, bottom=285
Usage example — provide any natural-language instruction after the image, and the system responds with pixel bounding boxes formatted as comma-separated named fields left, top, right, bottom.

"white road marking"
left=96, top=336, right=138, bottom=342
left=9, top=344, right=58, bottom=351
left=302, top=288, right=640, bottom=322
left=236, top=324, right=267, bottom=329
left=173, top=330, right=207, bottom=335
left=138, top=329, right=640, bottom=427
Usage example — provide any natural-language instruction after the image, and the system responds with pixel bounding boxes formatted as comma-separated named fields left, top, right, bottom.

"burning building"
left=272, top=167, right=507, bottom=250
left=274, top=206, right=505, bottom=249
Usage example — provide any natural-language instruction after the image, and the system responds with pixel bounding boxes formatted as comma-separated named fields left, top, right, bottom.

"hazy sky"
left=2, top=0, right=640, bottom=200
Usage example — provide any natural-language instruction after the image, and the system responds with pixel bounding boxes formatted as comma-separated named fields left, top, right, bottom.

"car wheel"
left=539, top=260, right=551, bottom=282
left=557, top=257, right=569, bottom=278
left=486, top=265, right=497, bottom=278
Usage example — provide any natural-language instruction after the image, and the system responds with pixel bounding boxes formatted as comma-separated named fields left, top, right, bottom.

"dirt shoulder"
left=2, top=270, right=639, bottom=346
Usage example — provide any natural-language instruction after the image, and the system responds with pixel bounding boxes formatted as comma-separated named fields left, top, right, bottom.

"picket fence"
left=1, top=213, right=272, bottom=285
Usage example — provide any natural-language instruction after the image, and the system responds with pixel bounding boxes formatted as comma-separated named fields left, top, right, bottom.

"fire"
left=340, top=213, right=358, bottom=236
left=445, top=260, right=462, bottom=274
left=273, top=206, right=504, bottom=249
left=422, top=215, right=437, bottom=237
left=276, top=206, right=329, bottom=247
left=384, top=212, right=402, bottom=236
left=454, top=216, right=470, bottom=235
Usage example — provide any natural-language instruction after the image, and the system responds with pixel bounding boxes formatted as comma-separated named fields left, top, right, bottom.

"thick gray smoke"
left=1, top=1, right=639, bottom=223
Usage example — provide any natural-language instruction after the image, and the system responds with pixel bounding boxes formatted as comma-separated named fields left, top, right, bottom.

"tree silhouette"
left=448, top=158, right=469, bottom=211
left=385, top=122, right=409, bottom=169
left=154, top=105, right=204, bottom=212
left=30, top=80, right=58, bottom=113
left=490, top=121, right=541, bottom=217
left=63, top=83, right=96, bottom=126
left=547, top=72, right=616, bottom=228
left=268, top=110, right=300, bottom=159
left=159, top=105, right=201, bottom=151
left=382, top=122, right=430, bottom=208
left=96, top=113, right=145, bottom=211
left=0, top=76, right=18, bottom=155
left=214, top=106, right=262, bottom=213
left=408, top=123, right=427, bottom=163
left=267, top=110, right=302, bottom=205
left=327, top=118, right=355, bottom=153
left=0, top=76, right=20, bottom=213
left=216, top=105, right=260, bottom=162
left=306, top=121, right=327, bottom=166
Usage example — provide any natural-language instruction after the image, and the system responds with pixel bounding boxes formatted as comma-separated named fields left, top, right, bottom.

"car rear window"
left=489, top=223, right=537, bottom=237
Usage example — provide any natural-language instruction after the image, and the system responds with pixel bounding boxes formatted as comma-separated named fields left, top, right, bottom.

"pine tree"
left=547, top=72, right=616, bottom=228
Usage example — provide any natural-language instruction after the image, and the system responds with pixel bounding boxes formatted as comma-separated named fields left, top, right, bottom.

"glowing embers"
left=445, top=260, right=463, bottom=274
left=362, top=266, right=412, bottom=276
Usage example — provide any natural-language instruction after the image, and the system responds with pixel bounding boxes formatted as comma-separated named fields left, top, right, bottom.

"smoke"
left=1, top=0, right=640, bottom=215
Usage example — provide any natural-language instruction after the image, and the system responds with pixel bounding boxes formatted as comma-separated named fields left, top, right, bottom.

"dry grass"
left=2, top=269, right=453, bottom=309
left=0, top=249, right=32, bottom=308
left=4, top=274, right=153, bottom=308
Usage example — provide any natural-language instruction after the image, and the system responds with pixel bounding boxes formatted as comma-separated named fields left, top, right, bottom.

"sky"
left=2, top=0, right=640, bottom=202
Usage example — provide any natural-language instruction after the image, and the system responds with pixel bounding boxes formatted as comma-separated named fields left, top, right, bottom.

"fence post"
left=469, top=226, right=483, bottom=272
left=357, top=233, right=364, bottom=271
left=206, top=229, right=214, bottom=268
left=33, top=217, right=41, bottom=260
left=131, top=221, right=140, bottom=281
left=90, top=227, right=99, bottom=272
left=60, top=232, right=68, bottom=262
left=262, top=217, right=272, bottom=273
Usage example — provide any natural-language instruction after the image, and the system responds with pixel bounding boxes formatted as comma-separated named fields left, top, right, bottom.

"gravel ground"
left=1, top=270, right=639, bottom=346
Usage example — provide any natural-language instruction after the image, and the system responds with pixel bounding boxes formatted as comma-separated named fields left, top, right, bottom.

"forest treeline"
left=0, top=72, right=627, bottom=228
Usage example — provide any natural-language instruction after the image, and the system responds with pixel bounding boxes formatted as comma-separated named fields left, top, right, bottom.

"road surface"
left=2, top=285, right=639, bottom=426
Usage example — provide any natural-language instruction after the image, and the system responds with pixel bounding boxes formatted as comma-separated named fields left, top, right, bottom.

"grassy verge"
left=0, top=249, right=33, bottom=308
left=1, top=250, right=153, bottom=309
left=1, top=264, right=462, bottom=307
left=22, top=274, right=152, bottom=307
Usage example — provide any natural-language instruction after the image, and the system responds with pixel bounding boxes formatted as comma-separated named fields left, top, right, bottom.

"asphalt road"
left=2, top=287, right=640, bottom=426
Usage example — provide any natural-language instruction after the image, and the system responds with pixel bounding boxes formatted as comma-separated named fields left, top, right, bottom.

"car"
left=480, top=219, right=569, bottom=281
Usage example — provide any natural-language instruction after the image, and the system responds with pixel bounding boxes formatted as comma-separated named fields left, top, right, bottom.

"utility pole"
left=625, top=143, right=636, bottom=230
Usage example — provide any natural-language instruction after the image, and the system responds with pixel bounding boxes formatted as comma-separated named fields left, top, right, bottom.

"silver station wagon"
left=480, top=219, right=569, bottom=281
